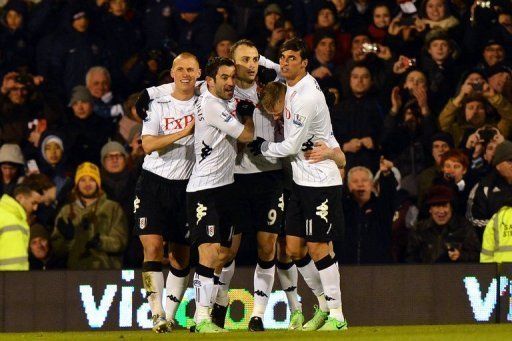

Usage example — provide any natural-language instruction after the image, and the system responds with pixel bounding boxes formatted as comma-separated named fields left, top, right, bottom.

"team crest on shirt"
left=207, top=225, right=215, bottom=237
left=293, top=114, right=306, bottom=127
left=139, top=217, right=147, bottom=229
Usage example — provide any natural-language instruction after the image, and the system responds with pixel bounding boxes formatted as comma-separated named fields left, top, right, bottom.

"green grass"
left=2, top=325, right=512, bottom=341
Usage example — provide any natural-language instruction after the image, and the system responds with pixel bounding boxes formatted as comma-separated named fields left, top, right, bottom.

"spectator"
left=476, top=38, right=507, bottom=73
left=38, top=133, right=72, bottom=199
left=308, top=29, right=342, bottom=94
left=439, top=90, right=512, bottom=148
left=480, top=206, right=512, bottom=263
left=368, top=2, right=393, bottom=45
left=249, top=3, right=282, bottom=52
left=85, top=66, right=124, bottom=121
left=465, top=126, right=505, bottom=182
left=29, top=223, right=64, bottom=270
left=48, top=4, right=105, bottom=96
left=333, top=64, right=383, bottom=172
left=340, top=159, right=397, bottom=264
left=117, top=93, right=142, bottom=144
left=0, top=0, right=32, bottom=76
left=21, top=173, right=59, bottom=231
left=51, top=162, right=128, bottom=270
left=0, top=184, right=42, bottom=270
left=467, top=140, right=512, bottom=238
left=486, top=63, right=512, bottom=103
left=381, top=91, right=437, bottom=196
left=304, top=1, right=352, bottom=65
left=406, top=185, right=480, bottom=263
left=211, top=23, right=237, bottom=59
left=418, top=0, right=460, bottom=37
left=0, top=143, right=25, bottom=196
left=62, top=85, right=113, bottom=168
left=100, top=141, right=141, bottom=268
left=417, top=132, right=454, bottom=208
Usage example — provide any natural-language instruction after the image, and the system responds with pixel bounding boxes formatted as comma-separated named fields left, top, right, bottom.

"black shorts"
left=233, top=170, right=284, bottom=235
left=187, top=184, right=236, bottom=247
left=285, top=182, right=344, bottom=243
left=133, top=170, right=189, bottom=245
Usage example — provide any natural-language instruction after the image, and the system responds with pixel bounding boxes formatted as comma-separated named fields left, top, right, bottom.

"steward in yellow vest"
left=481, top=206, right=512, bottom=263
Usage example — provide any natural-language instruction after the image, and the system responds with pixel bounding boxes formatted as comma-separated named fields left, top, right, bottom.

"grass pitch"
left=2, top=324, right=512, bottom=341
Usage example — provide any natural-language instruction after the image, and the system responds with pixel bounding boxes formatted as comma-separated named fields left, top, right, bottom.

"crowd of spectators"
left=1, top=0, right=511, bottom=270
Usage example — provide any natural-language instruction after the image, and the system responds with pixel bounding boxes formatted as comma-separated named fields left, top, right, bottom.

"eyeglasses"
left=105, top=153, right=125, bottom=161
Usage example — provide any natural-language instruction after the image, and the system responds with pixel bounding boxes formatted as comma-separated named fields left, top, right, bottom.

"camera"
left=398, top=16, right=416, bottom=26
left=27, top=119, right=39, bottom=131
left=362, top=43, right=379, bottom=54
left=478, top=126, right=497, bottom=144
left=471, top=82, right=483, bottom=92
left=476, top=0, right=492, bottom=8
left=402, top=57, right=416, bottom=68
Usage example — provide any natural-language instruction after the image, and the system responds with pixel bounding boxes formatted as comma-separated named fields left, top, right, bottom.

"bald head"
left=170, top=53, right=201, bottom=96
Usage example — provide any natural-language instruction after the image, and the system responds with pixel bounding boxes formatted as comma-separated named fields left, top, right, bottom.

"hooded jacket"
left=0, top=194, right=30, bottom=270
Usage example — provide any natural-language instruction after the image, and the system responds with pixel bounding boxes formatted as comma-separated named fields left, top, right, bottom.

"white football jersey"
left=186, top=90, right=245, bottom=192
left=262, top=73, right=342, bottom=187
left=234, top=83, right=281, bottom=174
left=141, top=95, right=196, bottom=180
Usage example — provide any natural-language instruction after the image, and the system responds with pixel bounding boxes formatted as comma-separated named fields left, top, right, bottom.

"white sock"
left=316, top=293, right=329, bottom=313
left=316, top=256, right=344, bottom=321
left=276, top=261, right=302, bottom=313
left=193, top=265, right=215, bottom=323
left=216, top=260, right=235, bottom=307
left=165, top=266, right=189, bottom=321
left=142, top=262, right=165, bottom=317
left=251, top=259, right=275, bottom=318
left=295, top=255, right=324, bottom=297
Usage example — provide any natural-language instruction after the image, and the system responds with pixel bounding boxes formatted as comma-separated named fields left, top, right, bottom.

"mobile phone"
left=402, top=57, right=416, bottom=68
left=27, top=119, right=39, bottom=131
left=27, top=159, right=39, bottom=173
left=398, top=16, right=416, bottom=26
left=476, top=0, right=492, bottom=8
left=362, top=43, right=379, bottom=54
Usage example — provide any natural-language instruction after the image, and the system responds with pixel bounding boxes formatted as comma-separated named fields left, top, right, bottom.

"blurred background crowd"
left=1, top=0, right=512, bottom=270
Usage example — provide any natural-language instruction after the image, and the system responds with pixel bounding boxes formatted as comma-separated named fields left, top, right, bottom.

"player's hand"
left=257, top=66, right=277, bottom=86
left=304, top=141, right=333, bottom=163
left=135, top=89, right=150, bottom=121
left=85, top=233, right=101, bottom=250
left=236, top=100, right=256, bottom=118
left=56, top=218, right=75, bottom=240
left=248, top=136, right=266, bottom=156
left=182, top=117, right=195, bottom=137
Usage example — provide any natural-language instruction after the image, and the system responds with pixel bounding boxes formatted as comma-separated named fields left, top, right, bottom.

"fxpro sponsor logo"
left=79, top=270, right=300, bottom=329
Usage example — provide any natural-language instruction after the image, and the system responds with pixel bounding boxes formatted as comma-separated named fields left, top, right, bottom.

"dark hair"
left=229, top=39, right=257, bottom=60
left=313, top=29, right=337, bottom=49
left=13, top=184, right=38, bottom=198
left=280, top=38, right=308, bottom=60
left=205, top=57, right=235, bottom=79
left=22, top=173, right=55, bottom=194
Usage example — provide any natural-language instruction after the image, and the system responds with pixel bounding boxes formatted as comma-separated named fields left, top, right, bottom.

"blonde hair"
left=260, top=81, right=286, bottom=112
left=347, top=166, right=374, bottom=183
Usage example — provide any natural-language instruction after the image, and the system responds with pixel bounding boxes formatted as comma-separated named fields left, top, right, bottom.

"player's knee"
left=143, top=243, right=163, bottom=260
left=307, top=243, right=329, bottom=262
left=285, top=244, right=303, bottom=260
left=257, top=242, right=276, bottom=260
left=169, top=253, right=189, bottom=270
left=217, top=247, right=232, bottom=265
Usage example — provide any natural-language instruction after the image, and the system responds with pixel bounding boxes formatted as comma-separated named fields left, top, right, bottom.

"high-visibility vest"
left=0, top=194, right=29, bottom=270
left=480, top=206, right=512, bottom=263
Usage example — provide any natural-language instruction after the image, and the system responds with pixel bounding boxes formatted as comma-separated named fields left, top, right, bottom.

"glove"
left=257, top=66, right=277, bottom=86
left=56, top=218, right=75, bottom=240
left=135, top=89, right=150, bottom=121
left=236, top=100, right=255, bottom=118
left=85, top=233, right=101, bottom=250
left=301, top=136, right=314, bottom=152
left=248, top=137, right=266, bottom=156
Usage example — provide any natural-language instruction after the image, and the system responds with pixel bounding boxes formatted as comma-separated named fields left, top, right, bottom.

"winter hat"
left=213, top=23, right=238, bottom=47
left=100, top=141, right=128, bottom=167
left=493, top=140, right=512, bottom=167
left=30, top=223, right=50, bottom=242
left=486, top=63, right=512, bottom=79
left=431, top=132, right=454, bottom=148
left=68, top=85, right=93, bottom=106
left=75, top=162, right=101, bottom=188
left=0, top=143, right=25, bottom=165
left=41, top=135, right=64, bottom=162
left=3, top=0, right=28, bottom=18
left=69, top=4, right=88, bottom=22
left=264, top=3, right=282, bottom=16
left=426, top=185, right=454, bottom=206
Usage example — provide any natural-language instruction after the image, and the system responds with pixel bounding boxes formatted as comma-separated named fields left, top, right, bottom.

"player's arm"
left=205, top=101, right=254, bottom=143
left=258, top=55, right=282, bottom=79
left=252, top=96, right=314, bottom=157
left=140, top=109, right=195, bottom=154
left=304, top=135, right=346, bottom=168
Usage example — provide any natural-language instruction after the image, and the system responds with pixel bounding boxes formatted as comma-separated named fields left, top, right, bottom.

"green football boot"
left=195, top=320, right=228, bottom=333
left=288, top=310, right=305, bottom=330
left=318, top=317, right=348, bottom=331
left=302, top=306, right=328, bottom=331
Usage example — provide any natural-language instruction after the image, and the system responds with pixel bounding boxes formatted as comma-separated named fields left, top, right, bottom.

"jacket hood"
left=0, top=194, right=26, bottom=221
